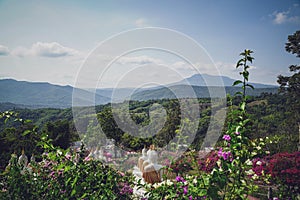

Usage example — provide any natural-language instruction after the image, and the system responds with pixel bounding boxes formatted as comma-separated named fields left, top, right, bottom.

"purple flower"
left=176, top=176, right=186, bottom=183
left=217, top=148, right=231, bottom=160
left=222, top=135, right=231, bottom=141
left=49, top=171, right=56, bottom=179
left=189, top=195, right=193, bottom=200
left=183, top=186, right=188, bottom=195
left=222, top=152, right=231, bottom=160
left=119, top=182, right=133, bottom=195
left=218, top=148, right=223, bottom=157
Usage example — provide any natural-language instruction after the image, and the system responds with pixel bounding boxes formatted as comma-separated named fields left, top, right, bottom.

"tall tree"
left=277, top=30, right=300, bottom=150
left=278, top=30, right=300, bottom=103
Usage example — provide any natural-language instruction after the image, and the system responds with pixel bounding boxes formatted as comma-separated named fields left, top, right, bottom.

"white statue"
left=18, top=149, right=28, bottom=169
left=143, top=145, right=163, bottom=184
left=142, top=144, right=155, bottom=172
left=138, top=146, right=148, bottom=171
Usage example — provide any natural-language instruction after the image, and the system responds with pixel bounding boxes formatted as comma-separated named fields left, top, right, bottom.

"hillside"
left=131, top=85, right=278, bottom=101
left=0, top=76, right=278, bottom=108
left=0, top=79, right=110, bottom=108
left=171, top=74, right=277, bottom=88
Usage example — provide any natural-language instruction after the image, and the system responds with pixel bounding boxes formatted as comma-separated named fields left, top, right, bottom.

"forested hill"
left=0, top=79, right=277, bottom=109
left=131, top=85, right=278, bottom=101
left=0, top=79, right=110, bottom=108
left=0, top=93, right=299, bottom=170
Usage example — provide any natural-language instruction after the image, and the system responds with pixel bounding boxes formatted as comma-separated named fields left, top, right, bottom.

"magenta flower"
left=183, top=186, right=188, bottom=195
left=119, top=182, right=133, bottom=195
left=222, top=152, right=231, bottom=160
left=218, top=148, right=231, bottom=160
left=222, top=135, right=231, bottom=141
left=176, top=176, right=186, bottom=182
left=217, top=148, right=223, bottom=157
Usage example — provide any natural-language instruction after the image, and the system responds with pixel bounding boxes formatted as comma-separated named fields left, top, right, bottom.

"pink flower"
left=235, top=132, right=240, bottom=135
left=65, top=153, right=72, bottom=160
left=217, top=148, right=223, bottom=157
left=183, top=186, right=188, bottom=195
left=217, top=148, right=231, bottom=160
left=222, top=135, right=231, bottom=141
left=84, top=156, right=91, bottom=162
left=176, top=176, right=186, bottom=182
left=222, top=152, right=231, bottom=160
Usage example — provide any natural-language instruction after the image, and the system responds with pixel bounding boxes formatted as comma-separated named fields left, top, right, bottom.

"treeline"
left=0, top=93, right=299, bottom=170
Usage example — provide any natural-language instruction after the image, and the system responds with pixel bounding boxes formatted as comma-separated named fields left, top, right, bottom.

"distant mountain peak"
left=173, top=73, right=277, bottom=88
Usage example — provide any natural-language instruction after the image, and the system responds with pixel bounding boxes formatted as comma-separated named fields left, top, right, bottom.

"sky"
left=0, top=0, right=299, bottom=88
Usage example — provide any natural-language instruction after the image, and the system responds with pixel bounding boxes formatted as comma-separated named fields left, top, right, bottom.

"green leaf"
left=236, top=59, right=244, bottom=68
left=81, top=193, right=88, bottom=198
left=233, top=80, right=243, bottom=86
left=240, top=102, right=246, bottom=111
left=64, top=165, right=71, bottom=172
left=71, top=189, right=76, bottom=197
left=235, top=91, right=243, bottom=96
left=24, top=119, right=32, bottom=124
left=72, top=176, right=78, bottom=188
left=22, top=130, right=31, bottom=136
left=246, top=84, right=254, bottom=90
left=243, top=71, right=249, bottom=81
left=66, top=177, right=72, bottom=185
left=246, top=56, right=254, bottom=63
left=4, top=117, right=9, bottom=124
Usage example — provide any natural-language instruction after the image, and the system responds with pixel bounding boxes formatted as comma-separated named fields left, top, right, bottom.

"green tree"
left=43, top=120, right=72, bottom=149
left=277, top=30, right=300, bottom=115
left=277, top=30, right=300, bottom=150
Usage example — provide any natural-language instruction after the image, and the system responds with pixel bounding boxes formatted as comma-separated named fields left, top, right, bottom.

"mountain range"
left=0, top=74, right=278, bottom=109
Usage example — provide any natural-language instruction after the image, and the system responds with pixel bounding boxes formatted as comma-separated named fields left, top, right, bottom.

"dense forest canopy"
left=0, top=92, right=298, bottom=170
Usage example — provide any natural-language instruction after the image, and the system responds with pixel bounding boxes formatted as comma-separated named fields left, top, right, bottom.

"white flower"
left=57, top=149, right=62, bottom=155
left=192, top=178, right=197, bottom=184
left=256, top=161, right=262, bottom=166
left=217, top=159, right=222, bottom=168
left=245, top=169, right=255, bottom=175
left=245, top=159, right=252, bottom=166
left=256, top=146, right=262, bottom=150
left=152, top=182, right=160, bottom=188
left=252, top=174, right=259, bottom=180
left=164, top=179, right=173, bottom=186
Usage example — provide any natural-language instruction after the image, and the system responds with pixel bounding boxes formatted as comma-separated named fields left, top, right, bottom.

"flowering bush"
left=0, top=118, right=135, bottom=200
left=265, top=152, right=300, bottom=198
left=144, top=175, right=208, bottom=200
left=143, top=50, right=264, bottom=199
left=169, top=154, right=193, bottom=176
left=197, top=151, right=219, bottom=173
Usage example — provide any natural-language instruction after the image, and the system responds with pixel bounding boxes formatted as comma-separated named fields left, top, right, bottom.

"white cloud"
left=32, top=42, right=78, bottom=57
left=12, top=42, right=79, bottom=58
left=11, top=46, right=31, bottom=57
left=273, top=11, right=288, bottom=24
left=271, top=10, right=300, bottom=24
left=0, top=45, right=9, bottom=56
left=135, top=18, right=148, bottom=27
left=117, top=55, right=162, bottom=65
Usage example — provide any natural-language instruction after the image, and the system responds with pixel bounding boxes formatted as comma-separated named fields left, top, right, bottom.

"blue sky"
left=0, top=0, right=299, bottom=88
